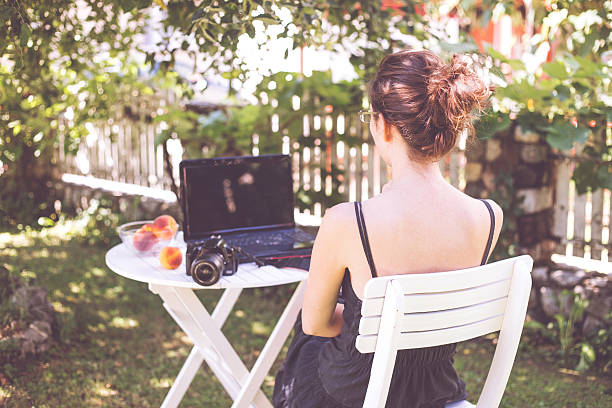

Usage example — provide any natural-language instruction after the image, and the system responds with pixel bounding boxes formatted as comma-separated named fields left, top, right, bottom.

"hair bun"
left=368, top=50, right=490, bottom=162
left=426, top=54, right=489, bottom=131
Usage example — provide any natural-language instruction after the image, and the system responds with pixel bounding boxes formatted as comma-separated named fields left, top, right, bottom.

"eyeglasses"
left=359, top=110, right=378, bottom=124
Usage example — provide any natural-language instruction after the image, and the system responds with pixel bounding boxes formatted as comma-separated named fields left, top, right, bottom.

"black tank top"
left=316, top=199, right=496, bottom=407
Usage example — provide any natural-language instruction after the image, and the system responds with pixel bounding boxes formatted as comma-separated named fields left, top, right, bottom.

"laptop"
left=179, top=154, right=315, bottom=263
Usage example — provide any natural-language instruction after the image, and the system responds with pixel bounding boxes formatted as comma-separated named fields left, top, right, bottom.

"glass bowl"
left=117, top=220, right=178, bottom=256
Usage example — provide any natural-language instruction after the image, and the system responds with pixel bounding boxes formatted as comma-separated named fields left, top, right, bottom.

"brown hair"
left=368, top=50, right=489, bottom=162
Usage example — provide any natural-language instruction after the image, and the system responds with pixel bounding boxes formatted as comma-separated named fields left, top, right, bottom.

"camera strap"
left=234, top=246, right=268, bottom=267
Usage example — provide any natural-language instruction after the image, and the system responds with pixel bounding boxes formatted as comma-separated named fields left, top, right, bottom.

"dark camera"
left=186, top=235, right=239, bottom=286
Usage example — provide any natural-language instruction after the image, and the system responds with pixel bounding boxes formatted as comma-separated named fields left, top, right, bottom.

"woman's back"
left=344, top=182, right=502, bottom=300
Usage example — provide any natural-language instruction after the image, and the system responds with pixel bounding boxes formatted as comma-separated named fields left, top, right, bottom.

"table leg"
left=151, top=285, right=271, bottom=408
left=159, top=288, right=246, bottom=407
left=231, top=281, right=306, bottom=408
left=160, top=346, right=205, bottom=408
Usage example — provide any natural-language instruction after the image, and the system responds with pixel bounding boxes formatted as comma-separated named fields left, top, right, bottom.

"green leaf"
left=575, top=343, right=595, bottom=373
left=573, top=162, right=599, bottom=195
left=486, top=47, right=509, bottom=62
left=37, top=216, right=55, bottom=227
left=597, top=165, right=612, bottom=191
left=542, top=123, right=590, bottom=150
left=252, top=13, right=279, bottom=24
left=542, top=61, right=569, bottom=79
left=554, top=85, right=571, bottom=101
left=154, top=131, right=169, bottom=148
left=19, top=24, right=31, bottom=48
left=475, top=111, right=511, bottom=140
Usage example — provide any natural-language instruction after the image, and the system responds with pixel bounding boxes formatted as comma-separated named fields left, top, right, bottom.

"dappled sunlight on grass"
left=109, top=316, right=139, bottom=329
left=0, top=387, right=11, bottom=402
left=88, top=267, right=108, bottom=278
left=88, top=323, right=108, bottom=333
left=150, top=377, right=173, bottom=389
left=102, top=285, right=124, bottom=300
left=1, top=247, right=18, bottom=256
left=163, top=331, right=192, bottom=358
left=93, top=381, right=118, bottom=397
left=169, top=329, right=193, bottom=346
left=69, top=281, right=85, bottom=294
left=51, top=301, right=71, bottom=313
left=251, top=321, right=271, bottom=336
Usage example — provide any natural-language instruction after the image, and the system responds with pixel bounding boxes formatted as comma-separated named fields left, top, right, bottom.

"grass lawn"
left=1, top=225, right=611, bottom=407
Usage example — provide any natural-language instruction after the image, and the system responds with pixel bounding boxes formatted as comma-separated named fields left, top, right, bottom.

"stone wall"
left=529, top=262, right=611, bottom=337
left=465, top=124, right=557, bottom=264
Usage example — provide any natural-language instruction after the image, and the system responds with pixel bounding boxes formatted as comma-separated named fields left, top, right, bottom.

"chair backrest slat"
left=358, top=297, right=508, bottom=336
left=356, top=314, right=505, bottom=353
left=361, top=279, right=511, bottom=317
left=361, top=257, right=516, bottom=298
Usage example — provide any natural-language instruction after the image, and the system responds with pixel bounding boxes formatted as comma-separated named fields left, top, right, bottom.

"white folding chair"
left=356, top=255, right=533, bottom=408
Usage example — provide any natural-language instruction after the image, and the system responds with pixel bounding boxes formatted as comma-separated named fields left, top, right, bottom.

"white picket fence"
left=57, top=109, right=610, bottom=263
left=553, top=160, right=611, bottom=262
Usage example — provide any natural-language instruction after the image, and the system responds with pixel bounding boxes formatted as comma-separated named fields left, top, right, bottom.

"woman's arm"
left=302, top=204, right=350, bottom=337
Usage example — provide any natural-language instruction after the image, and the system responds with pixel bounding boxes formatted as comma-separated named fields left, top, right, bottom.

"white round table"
left=105, top=239, right=308, bottom=408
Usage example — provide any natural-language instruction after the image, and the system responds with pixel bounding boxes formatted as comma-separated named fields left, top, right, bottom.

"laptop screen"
left=180, top=155, right=295, bottom=241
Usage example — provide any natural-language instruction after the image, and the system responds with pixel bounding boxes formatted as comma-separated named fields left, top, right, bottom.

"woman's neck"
left=387, top=150, right=445, bottom=190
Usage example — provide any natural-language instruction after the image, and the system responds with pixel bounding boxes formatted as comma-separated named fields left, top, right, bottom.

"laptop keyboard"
left=225, top=228, right=314, bottom=248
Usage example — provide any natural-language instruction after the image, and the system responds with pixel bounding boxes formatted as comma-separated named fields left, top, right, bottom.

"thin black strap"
left=354, top=202, right=378, bottom=278
left=479, top=199, right=495, bottom=265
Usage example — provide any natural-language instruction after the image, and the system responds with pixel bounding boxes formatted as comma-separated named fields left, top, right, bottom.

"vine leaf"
left=541, top=123, right=589, bottom=150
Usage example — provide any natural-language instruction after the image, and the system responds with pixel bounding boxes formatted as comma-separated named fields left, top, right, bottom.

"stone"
left=532, top=266, right=549, bottom=285
left=586, top=296, right=612, bottom=322
left=513, top=163, right=553, bottom=189
left=540, top=286, right=560, bottom=318
left=465, top=163, right=483, bottom=182
left=529, top=287, right=538, bottom=308
left=518, top=212, right=553, bottom=247
left=10, top=286, right=50, bottom=312
left=26, top=321, right=51, bottom=343
left=140, top=196, right=161, bottom=216
left=516, top=187, right=553, bottom=214
left=583, top=276, right=609, bottom=289
left=520, top=145, right=548, bottom=163
left=550, top=269, right=586, bottom=288
left=10, top=286, right=55, bottom=329
left=485, top=139, right=502, bottom=162
left=481, top=169, right=496, bottom=191
left=573, top=285, right=586, bottom=299
left=465, top=141, right=485, bottom=161
left=20, top=320, right=53, bottom=356
left=514, top=126, right=540, bottom=143
left=582, top=315, right=605, bottom=337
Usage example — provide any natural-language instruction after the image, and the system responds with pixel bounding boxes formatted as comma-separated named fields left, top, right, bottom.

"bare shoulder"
left=320, top=201, right=355, bottom=229
left=480, top=199, right=504, bottom=246
left=482, top=199, right=504, bottom=224
left=310, top=202, right=355, bottom=264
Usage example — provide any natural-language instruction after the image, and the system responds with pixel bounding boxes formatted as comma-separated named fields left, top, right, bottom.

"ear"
left=383, top=118, right=393, bottom=142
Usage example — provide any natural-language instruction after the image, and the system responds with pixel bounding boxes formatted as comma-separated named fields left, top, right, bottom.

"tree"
left=1, top=0, right=154, bottom=228
left=2, top=0, right=609, bottom=230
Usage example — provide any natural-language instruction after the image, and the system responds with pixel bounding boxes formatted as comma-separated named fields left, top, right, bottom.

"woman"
left=272, top=50, right=503, bottom=408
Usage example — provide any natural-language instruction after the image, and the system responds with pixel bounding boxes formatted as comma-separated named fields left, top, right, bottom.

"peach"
left=133, top=224, right=158, bottom=252
left=152, top=215, right=178, bottom=240
left=160, top=246, right=182, bottom=270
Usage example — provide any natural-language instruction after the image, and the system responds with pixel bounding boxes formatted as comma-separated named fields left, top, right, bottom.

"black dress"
left=273, top=200, right=496, bottom=408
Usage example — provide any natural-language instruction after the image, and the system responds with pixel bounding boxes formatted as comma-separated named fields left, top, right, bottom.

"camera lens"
left=190, top=252, right=225, bottom=286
